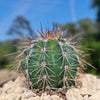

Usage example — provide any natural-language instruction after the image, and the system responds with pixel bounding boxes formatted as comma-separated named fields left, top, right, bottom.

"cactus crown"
left=14, top=26, right=93, bottom=91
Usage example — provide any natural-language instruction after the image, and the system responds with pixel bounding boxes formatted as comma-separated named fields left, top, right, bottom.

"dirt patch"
left=0, top=69, right=19, bottom=83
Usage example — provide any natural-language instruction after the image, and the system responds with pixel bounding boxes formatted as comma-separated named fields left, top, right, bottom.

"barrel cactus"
left=14, top=26, right=92, bottom=91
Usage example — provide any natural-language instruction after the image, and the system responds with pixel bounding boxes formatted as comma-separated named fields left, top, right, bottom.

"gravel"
left=0, top=73, right=100, bottom=100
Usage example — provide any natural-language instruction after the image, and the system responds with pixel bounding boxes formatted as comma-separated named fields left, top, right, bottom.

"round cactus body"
left=19, top=38, right=79, bottom=90
left=15, top=27, right=92, bottom=91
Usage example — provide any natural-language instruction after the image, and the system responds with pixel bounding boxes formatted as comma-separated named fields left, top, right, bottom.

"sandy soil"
left=0, top=73, right=100, bottom=100
left=0, top=69, right=19, bottom=83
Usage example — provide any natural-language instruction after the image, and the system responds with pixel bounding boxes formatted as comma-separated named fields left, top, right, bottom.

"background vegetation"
left=0, top=0, right=100, bottom=75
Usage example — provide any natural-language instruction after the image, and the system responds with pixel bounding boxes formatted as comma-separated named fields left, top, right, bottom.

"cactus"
left=15, top=26, right=93, bottom=91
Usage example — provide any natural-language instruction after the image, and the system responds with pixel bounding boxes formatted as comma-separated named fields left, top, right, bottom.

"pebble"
left=89, top=91, right=100, bottom=100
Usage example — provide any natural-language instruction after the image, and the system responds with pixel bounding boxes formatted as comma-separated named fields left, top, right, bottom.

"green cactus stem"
left=14, top=26, right=94, bottom=91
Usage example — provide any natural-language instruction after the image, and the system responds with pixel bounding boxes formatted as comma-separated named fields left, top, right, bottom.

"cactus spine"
left=15, top=27, right=91, bottom=91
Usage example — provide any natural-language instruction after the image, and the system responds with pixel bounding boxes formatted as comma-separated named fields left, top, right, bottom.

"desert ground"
left=0, top=69, right=19, bottom=83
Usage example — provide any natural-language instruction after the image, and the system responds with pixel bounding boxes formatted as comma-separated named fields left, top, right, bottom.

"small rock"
left=96, top=78, right=100, bottom=90
left=41, top=92, right=47, bottom=97
left=51, top=95, right=63, bottom=100
left=80, top=88, right=92, bottom=96
left=3, top=81, right=14, bottom=89
left=14, top=87, right=24, bottom=93
left=2, top=81, right=14, bottom=93
left=89, top=91, right=100, bottom=100
left=41, top=95, right=51, bottom=100
left=24, top=88, right=28, bottom=92
left=14, top=76, right=25, bottom=87
left=23, top=90, right=36, bottom=98
left=0, top=93, right=22, bottom=100
left=78, top=74, right=96, bottom=91
left=83, top=95, right=89, bottom=100
left=28, top=96, right=40, bottom=100
left=66, top=88, right=83, bottom=100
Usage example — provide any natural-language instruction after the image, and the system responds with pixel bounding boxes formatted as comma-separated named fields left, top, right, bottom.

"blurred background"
left=0, top=0, right=100, bottom=82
